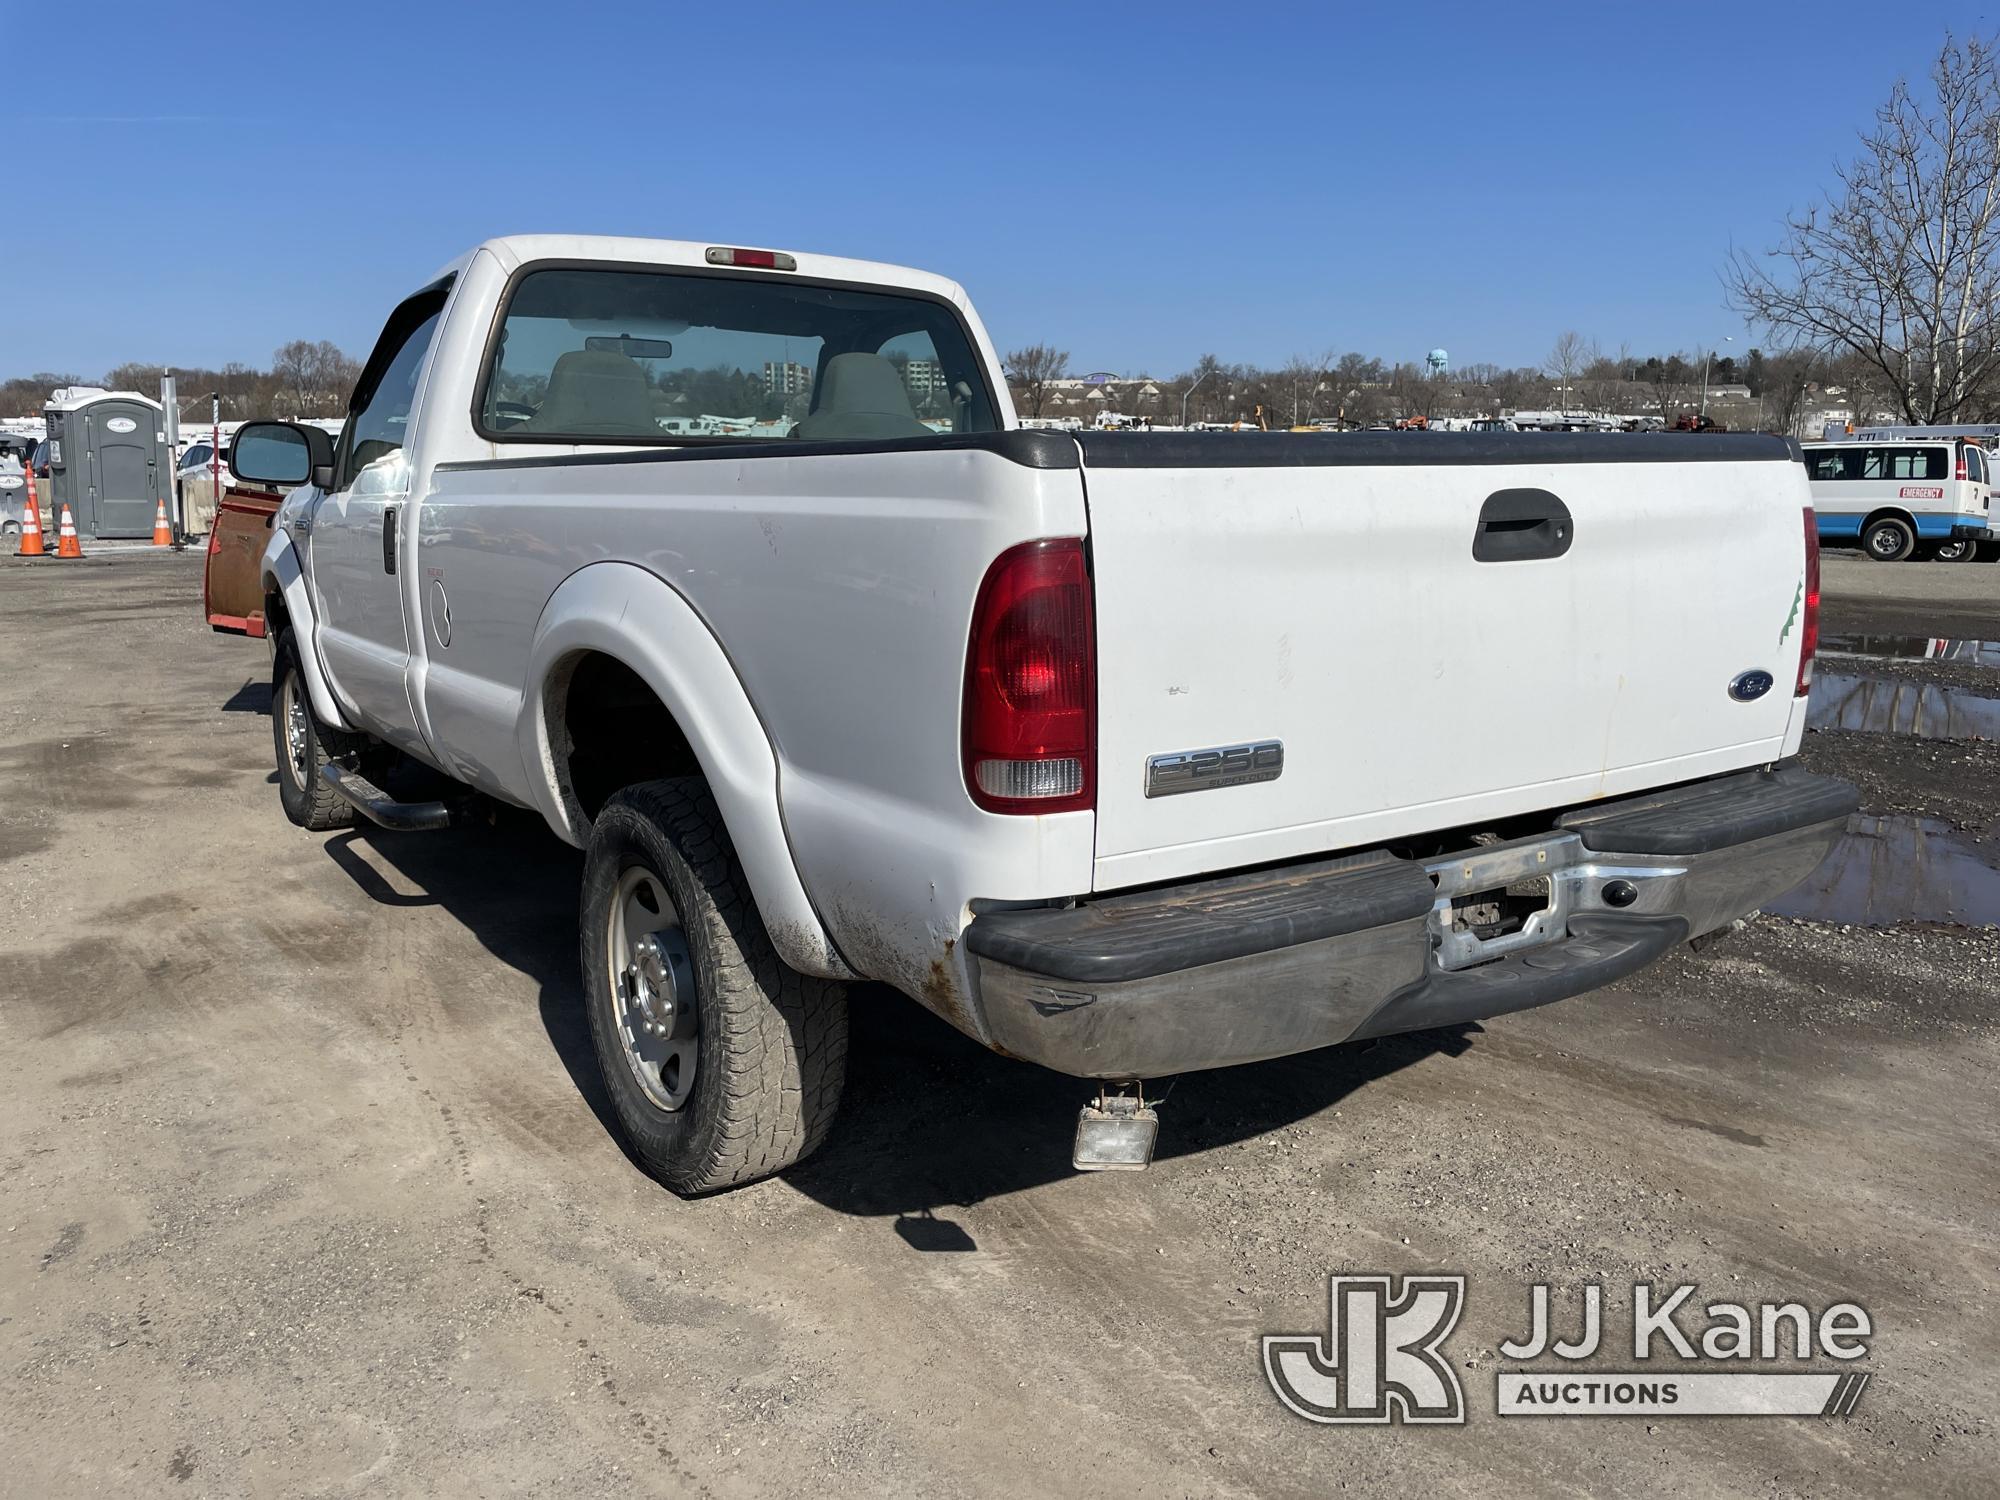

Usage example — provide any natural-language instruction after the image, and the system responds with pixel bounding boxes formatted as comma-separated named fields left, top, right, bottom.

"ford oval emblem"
left=1729, top=669, right=1775, bottom=702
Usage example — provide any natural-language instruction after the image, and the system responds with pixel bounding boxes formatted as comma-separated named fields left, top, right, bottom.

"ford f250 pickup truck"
left=221, top=234, right=1857, bottom=1193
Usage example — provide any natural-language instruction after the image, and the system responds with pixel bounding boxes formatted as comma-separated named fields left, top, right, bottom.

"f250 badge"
left=1145, top=740, right=1284, bottom=797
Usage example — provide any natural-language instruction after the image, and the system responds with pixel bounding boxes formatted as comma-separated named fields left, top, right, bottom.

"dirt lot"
left=1, top=547, right=1995, bottom=1497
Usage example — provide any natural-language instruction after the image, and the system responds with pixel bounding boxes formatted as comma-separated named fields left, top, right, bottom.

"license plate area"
left=1425, top=835, right=1581, bottom=971
left=1423, top=833, right=1692, bottom=971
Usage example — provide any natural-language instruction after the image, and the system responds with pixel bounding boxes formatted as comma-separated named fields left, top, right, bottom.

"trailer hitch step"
left=319, top=762, right=452, bottom=832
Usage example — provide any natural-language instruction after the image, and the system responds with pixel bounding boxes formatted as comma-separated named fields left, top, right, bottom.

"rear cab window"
left=476, top=265, right=999, bottom=445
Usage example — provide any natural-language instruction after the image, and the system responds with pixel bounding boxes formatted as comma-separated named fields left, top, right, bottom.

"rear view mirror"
left=231, top=422, right=333, bottom=486
left=584, top=335, right=674, bottom=360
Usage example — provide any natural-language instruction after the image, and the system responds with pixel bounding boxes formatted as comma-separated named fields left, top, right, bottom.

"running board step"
left=319, top=762, right=451, bottom=832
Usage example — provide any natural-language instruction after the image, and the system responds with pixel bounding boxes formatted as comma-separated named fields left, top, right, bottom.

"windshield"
left=479, top=266, right=998, bottom=444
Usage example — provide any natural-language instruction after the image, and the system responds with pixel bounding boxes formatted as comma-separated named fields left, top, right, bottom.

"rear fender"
left=519, top=561, right=852, bottom=980
left=260, top=532, right=350, bottom=730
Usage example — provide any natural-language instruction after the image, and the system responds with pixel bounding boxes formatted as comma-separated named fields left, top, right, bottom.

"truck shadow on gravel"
left=329, top=809, right=1474, bottom=1247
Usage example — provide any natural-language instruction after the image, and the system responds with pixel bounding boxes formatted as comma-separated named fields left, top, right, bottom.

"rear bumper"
left=1951, top=522, right=1992, bottom=540
left=964, top=764, right=1857, bottom=1079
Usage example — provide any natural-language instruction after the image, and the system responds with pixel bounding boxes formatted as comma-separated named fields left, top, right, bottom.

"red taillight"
left=1796, top=506, right=1820, bottom=697
left=1957, top=450, right=1968, bottom=481
left=703, top=246, right=795, bottom=271
left=962, top=538, right=1095, bottom=814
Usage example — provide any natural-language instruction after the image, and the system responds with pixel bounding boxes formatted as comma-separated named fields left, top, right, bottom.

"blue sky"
left=3, top=0, right=1991, bottom=378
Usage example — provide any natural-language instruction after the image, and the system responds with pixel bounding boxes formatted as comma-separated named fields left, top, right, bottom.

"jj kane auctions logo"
left=1265, top=1276, right=1873, bottom=1423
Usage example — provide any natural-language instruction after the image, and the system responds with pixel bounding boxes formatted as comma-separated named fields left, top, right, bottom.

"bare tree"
left=1003, top=344, right=1069, bottom=418
left=1390, top=362, right=1447, bottom=421
left=1279, top=351, right=1334, bottom=426
left=1758, top=348, right=1823, bottom=436
left=1639, top=353, right=1699, bottom=423
left=1544, top=331, right=1593, bottom=411
left=1728, top=32, right=2000, bottom=422
left=271, top=339, right=361, bottom=416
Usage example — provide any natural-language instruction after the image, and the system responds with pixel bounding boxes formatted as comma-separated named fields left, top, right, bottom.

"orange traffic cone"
left=55, top=503, right=84, bottom=559
left=15, top=469, right=46, bottom=556
left=151, top=496, right=173, bottom=547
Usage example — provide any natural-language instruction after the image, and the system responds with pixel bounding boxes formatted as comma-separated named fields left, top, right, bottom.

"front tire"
left=1862, top=517, right=1917, bottom=561
left=272, top=634, right=360, bottom=831
left=579, top=779, right=847, bottom=1195
left=1929, top=536, right=1979, bottom=562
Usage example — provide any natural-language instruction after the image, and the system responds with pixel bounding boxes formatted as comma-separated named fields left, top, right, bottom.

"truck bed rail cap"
left=433, top=429, right=1078, bottom=474
left=1074, top=431, right=1802, bottom=468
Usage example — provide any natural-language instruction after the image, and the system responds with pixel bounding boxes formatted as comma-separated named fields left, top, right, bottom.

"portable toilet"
left=42, top=387, right=169, bottom=539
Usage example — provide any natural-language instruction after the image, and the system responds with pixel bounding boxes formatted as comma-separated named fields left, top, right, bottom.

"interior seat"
left=790, top=353, right=933, bottom=441
left=520, top=349, right=657, bottom=436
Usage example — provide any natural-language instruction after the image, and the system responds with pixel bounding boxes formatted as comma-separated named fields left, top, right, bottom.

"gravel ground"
left=1, top=550, right=1995, bottom=1498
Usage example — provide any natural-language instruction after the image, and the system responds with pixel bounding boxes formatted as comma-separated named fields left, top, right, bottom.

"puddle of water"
left=1767, top=814, right=2000, bottom=927
left=1819, top=632, right=2000, bottom=669
left=1807, top=671, right=2000, bottom=739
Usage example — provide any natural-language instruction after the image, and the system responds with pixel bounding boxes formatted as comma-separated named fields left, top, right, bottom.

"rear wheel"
left=1862, top=517, right=1916, bottom=562
left=580, top=778, right=846, bottom=1195
left=1929, top=536, right=1979, bottom=562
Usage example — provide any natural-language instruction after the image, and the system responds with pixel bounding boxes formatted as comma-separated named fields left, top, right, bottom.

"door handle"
left=382, top=505, right=398, bottom=575
left=1473, top=487, right=1573, bottom=562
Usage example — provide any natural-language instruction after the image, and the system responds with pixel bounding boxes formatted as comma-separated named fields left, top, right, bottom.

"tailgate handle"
left=1474, top=487, right=1572, bottom=562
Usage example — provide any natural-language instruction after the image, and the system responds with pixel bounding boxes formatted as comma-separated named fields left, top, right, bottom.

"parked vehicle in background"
left=219, top=233, right=1855, bottom=1195
left=0, top=457, right=24, bottom=538
left=1800, top=437, right=1993, bottom=561
left=176, top=438, right=231, bottom=534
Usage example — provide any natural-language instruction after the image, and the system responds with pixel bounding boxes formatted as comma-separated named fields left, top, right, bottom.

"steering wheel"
left=491, top=400, right=538, bottom=429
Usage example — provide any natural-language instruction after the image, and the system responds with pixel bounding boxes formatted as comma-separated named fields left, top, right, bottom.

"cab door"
left=309, top=285, right=449, bottom=754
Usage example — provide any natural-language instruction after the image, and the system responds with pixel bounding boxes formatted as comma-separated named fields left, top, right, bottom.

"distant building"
left=903, top=358, right=949, bottom=394
left=763, top=361, right=813, bottom=396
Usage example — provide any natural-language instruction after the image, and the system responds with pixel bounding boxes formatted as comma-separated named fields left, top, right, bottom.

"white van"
left=1800, top=438, right=1993, bottom=561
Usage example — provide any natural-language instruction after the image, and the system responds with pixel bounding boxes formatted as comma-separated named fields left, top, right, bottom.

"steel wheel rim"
left=278, top=672, right=309, bottom=789
left=1870, top=527, right=1903, bottom=557
left=606, top=863, right=698, bottom=1112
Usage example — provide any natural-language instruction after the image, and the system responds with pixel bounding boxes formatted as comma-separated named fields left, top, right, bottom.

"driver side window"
left=336, top=286, right=449, bottom=492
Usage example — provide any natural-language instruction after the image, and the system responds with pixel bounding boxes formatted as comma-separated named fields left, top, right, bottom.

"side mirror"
left=230, top=422, right=334, bottom=487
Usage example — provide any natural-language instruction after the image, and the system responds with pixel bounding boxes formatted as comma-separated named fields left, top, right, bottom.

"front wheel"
left=272, top=636, right=359, bottom=830
left=1862, top=517, right=1917, bottom=562
left=579, top=779, right=847, bottom=1195
left=1929, top=536, right=1979, bottom=562
left=271, top=635, right=392, bottom=830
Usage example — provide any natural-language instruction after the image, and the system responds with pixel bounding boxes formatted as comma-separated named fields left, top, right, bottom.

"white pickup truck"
left=225, top=234, right=1856, bottom=1193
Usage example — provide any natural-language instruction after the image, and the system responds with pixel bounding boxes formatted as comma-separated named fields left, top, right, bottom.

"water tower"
left=1426, top=348, right=1449, bottom=376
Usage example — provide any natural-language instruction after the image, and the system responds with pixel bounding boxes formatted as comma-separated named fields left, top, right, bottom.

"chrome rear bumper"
left=964, top=765, right=1856, bottom=1079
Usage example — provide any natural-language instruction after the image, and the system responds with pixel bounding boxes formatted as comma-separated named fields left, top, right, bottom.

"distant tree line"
left=1002, top=338, right=1844, bottom=432
left=0, top=340, right=360, bottom=421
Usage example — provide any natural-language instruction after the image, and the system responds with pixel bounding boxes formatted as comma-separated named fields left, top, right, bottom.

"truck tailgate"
left=1079, top=432, right=1811, bottom=889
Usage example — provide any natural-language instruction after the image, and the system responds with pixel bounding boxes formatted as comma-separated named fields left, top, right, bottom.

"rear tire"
left=1862, top=517, right=1916, bottom=562
left=1929, top=536, right=1979, bottom=562
left=271, top=634, right=378, bottom=831
left=579, top=778, right=847, bottom=1195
